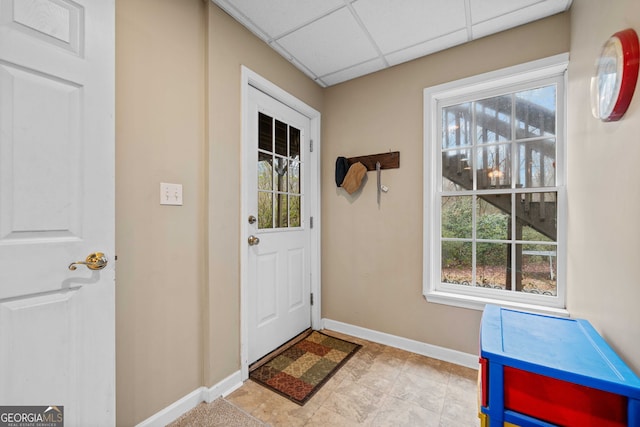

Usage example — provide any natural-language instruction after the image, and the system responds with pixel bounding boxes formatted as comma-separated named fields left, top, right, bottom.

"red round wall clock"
left=591, top=28, right=640, bottom=122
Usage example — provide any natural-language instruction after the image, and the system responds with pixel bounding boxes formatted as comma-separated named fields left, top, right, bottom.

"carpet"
left=249, top=330, right=361, bottom=405
left=167, top=399, right=265, bottom=427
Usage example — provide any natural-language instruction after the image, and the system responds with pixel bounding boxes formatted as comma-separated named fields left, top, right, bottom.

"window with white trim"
left=423, top=54, right=567, bottom=313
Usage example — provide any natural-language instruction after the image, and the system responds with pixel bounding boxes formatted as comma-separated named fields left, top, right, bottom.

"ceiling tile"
left=385, top=29, right=468, bottom=66
left=220, top=0, right=345, bottom=38
left=211, top=0, right=572, bottom=86
left=277, top=8, right=380, bottom=78
left=469, top=0, right=541, bottom=24
left=321, top=57, right=387, bottom=86
left=353, top=0, right=467, bottom=54
left=471, top=0, right=571, bottom=39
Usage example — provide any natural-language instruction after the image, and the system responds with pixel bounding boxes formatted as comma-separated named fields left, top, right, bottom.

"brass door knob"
left=69, top=252, right=108, bottom=271
left=248, top=235, right=260, bottom=246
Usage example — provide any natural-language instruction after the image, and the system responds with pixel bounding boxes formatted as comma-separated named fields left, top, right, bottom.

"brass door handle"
left=248, top=235, right=260, bottom=246
left=69, top=252, right=108, bottom=271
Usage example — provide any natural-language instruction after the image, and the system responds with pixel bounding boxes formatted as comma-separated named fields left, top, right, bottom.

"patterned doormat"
left=249, top=330, right=361, bottom=405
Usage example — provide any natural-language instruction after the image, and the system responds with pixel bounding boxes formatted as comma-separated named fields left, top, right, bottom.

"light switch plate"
left=160, top=182, right=183, bottom=206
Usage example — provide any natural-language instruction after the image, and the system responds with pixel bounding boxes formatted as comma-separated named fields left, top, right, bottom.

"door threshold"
left=249, top=328, right=313, bottom=373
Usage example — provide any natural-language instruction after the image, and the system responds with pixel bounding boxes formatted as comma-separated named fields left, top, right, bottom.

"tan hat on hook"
left=341, top=162, right=367, bottom=194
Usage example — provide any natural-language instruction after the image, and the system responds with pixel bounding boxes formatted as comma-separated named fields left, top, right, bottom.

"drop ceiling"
left=211, top=0, right=572, bottom=87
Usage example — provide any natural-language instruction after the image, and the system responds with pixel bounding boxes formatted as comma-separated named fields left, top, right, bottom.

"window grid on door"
left=258, top=112, right=302, bottom=229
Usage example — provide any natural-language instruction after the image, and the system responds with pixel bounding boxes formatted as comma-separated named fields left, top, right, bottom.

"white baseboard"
left=205, top=370, right=244, bottom=402
left=322, top=318, right=478, bottom=369
left=135, top=370, right=243, bottom=427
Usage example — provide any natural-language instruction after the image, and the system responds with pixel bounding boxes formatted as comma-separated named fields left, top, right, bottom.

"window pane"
left=476, top=242, right=509, bottom=289
left=441, top=241, right=472, bottom=285
left=476, top=95, right=511, bottom=144
left=517, top=192, right=557, bottom=243
left=259, top=113, right=272, bottom=152
left=441, top=196, right=472, bottom=239
left=477, top=144, right=511, bottom=189
left=442, top=103, right=472, bottom=149
left=517, top=139, right=556, bottom=188
left=275, top=193, right=288, bottom=227
left=289, top=160, right=300, bottom=194
left=258, top=152, right=272, bottom=191
left=273, top=157, right=288, bottom=192
left=442, top=149, right=472, bottom=191
left=519, top=244, right=557, bottom=296
left=290, top=126, right=301, bottom=160
left=275, top=120, right=287, bottom=156
left=258, top=191, right=273, bottom=229
left=477, top=197, right=510, bottom=240
left=289, top=195, right=301, bottom=227
left=516, top=86, right=556, bottom=138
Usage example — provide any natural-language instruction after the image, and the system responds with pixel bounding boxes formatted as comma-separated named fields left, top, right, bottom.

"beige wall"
left=567, top=0, right=640, bottom=372
left=205, top=4, right=323, bottom=386
left=115, top=0, right=207, bottom=425
left=322, top=13, right=571, bottom=355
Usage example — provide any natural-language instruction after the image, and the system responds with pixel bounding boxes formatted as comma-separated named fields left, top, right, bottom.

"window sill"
left=424, top=290, right=569, bottom=317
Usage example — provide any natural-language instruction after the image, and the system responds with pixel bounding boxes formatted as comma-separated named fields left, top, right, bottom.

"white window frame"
left=423, top=54, right=569, bottom=316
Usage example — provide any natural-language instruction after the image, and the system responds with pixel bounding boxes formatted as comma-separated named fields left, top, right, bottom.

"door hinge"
left=310, top=139, right=313, bottom=153
left=310, top=216, right=314, bottom=229
left=310, top=293, right=314, bottom=306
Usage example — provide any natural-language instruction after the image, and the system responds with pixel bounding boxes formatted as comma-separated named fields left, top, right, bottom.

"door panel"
left=0, top=0, right=114, bottom=424
left=247, top=86, right=311, bottom=364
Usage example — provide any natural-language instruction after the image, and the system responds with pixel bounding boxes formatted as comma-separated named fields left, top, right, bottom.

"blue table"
left=480, top=305, right=640, bottom=427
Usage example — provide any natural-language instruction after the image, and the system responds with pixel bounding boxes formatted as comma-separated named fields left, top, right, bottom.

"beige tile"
left=225, top=380, right=272, bottom=414
left=247, top=390, right=297, bottom=418
left=370, top=395, right=441, bottom=427
left=320, top=377, right=385, bottom=424
left=304, top=406, right=366, bottom=426
left=440, top=394, right=480, bottom=427
left=389, top=370, right=448, bottom=414
left=354, top=359, right=401, bottom=390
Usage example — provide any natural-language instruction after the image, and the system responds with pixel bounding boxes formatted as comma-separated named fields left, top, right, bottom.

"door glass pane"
left=289, top=160, right=300, bottom=194
left=516, top=139, right=556, bottom=188
left=441, top=241, right=472, bottom=285
left=274, top=157, right=288, bottom=192
left=275, top=193, right=288, bottom=227
left=477, top=144, right=511, bottom=189
left=519, top=244, right=557, bottom=296
left=477, top=197, right=510, bottom=240
left=441, top=196, right=472, bottom=239
left=258, top=152, right=272, bottom=191
left=476, top=95, right=511, bottom=144
left=442, top=103, right=472, bottom=149
left=259, top=113, right=272, bottom=152
left=289, top=195, right=301, bottom=227
left=516, top=86, right=556, bottom=137
left=275, top=120, right=287, bottom=156
left=442, top=149, right=472, bottom=191
left=258, top=191, right=273, bottom=229
left=476, top=242, right=508, bottom=289
left=290, top=126, right=300, bottom=160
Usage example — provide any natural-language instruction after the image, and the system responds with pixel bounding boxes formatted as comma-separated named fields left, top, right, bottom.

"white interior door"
left=0, top=0, right=114, bottom=425
left=246, top=86, right=312, bottom=364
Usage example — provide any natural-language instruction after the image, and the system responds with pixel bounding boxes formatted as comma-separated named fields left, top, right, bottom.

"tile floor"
left=224, top=330, right=480, bottom=426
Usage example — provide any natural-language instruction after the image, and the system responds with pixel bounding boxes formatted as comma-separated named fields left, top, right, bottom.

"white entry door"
left=0, top=0, right=114, bottom=425
left=246, top=86, right=312, bottom=364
